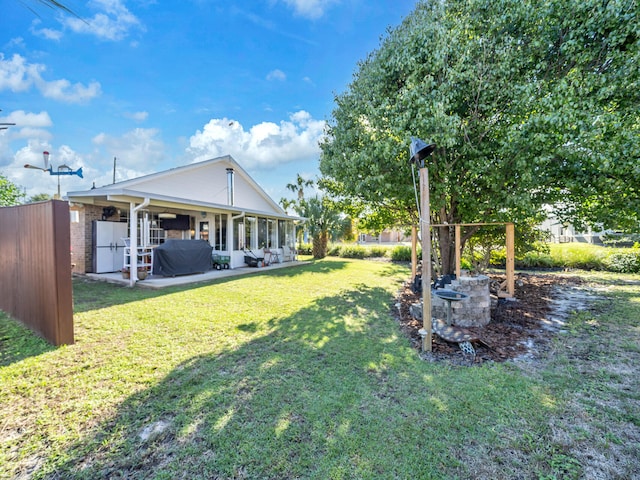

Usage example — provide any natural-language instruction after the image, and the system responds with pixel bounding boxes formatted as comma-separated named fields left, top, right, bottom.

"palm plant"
left=301, top=196, right=344, bottom=259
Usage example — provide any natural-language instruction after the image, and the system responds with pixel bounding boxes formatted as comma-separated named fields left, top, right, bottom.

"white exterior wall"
left=126, top=162, right=279, bottom=213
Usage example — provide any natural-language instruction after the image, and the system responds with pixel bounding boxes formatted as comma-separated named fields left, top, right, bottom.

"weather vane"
left=24, top=151, right=83, bottom=199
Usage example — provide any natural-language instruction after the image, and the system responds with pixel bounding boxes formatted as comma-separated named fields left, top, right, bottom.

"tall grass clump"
left=367, top=246, right=389, bottom=258
left=338, top=245, right=367, bottom=259
left=548, top=243, right=608, bottom=270
left=390, top=245, right=417, bottom=262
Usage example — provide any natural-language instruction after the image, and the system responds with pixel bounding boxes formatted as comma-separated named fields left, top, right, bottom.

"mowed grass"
left=1, top=259, right=639, bottom=479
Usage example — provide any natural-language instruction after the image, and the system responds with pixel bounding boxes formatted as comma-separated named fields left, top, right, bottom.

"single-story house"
left=67, top=155, right=303, bottom=284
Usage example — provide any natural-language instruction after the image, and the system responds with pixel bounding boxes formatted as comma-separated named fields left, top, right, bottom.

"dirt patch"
left=394, top=272, right=589, bottom=364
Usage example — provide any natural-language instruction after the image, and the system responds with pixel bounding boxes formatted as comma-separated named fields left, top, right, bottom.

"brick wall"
left=69, top=204, right=120, bottom=274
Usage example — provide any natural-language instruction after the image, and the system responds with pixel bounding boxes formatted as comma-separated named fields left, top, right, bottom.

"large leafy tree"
left=320, top=0, right=639, bottom=273
left=0, top=174, right=25, bottom=206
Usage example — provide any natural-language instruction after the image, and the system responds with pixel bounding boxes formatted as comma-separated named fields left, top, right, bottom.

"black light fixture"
left=409, top=137, right=436, bottom=168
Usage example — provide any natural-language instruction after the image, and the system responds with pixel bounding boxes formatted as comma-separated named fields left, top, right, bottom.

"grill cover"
left=152, top=240, right=212, bottom=276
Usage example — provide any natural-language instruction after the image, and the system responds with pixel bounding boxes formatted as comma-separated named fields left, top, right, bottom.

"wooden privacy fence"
left=0, top=200, right=74, bottom=345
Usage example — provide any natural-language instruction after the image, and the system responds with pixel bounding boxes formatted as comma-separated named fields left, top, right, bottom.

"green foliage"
left=27, top=193, right=52, bottom=203
left=517, top=243, right=640, bottom=271
left=0, top=174, right=25, bottom=206
left=603, top=251, right=640, bottom=273
left=337, top=245, right=367, bottom=259
left=390, top=245, right=414, bottom=262
left=548, top=243, right=609, bottom=270
left=320, top=0, right=639, bottom=268
left=297, top=243, right=312, bottom=255
left=517, top=251, right=556, bottom=269
left=367, top=246, right=389, bottom=258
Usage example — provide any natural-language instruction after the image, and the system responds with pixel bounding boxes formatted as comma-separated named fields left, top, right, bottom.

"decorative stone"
left=432, top=274, right=491, bottom=327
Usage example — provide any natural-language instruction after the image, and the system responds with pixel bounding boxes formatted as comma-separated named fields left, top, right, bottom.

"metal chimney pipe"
left=226, top=168, right=235, bottom=205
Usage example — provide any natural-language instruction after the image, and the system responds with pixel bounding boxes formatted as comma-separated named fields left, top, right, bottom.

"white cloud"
left=30, top=19, right=64, bottom=41
left=37, top=77, right=102, bottom=103
left=280, top=0, right=338, bottom=19
left=124, top=111, right=149, bottom=122
left=266, top=69, right=287, bottom=81
left=0, top=110, right=53, bottom=143
left=1, top=110, right=52, bottom=128
left=0, top=53, right=101, bottom=103
left=186, top=110, right=326, bottom=169
left=63, top=0, right=143, bottom=41
left=90, top=127, right=167, bottom=181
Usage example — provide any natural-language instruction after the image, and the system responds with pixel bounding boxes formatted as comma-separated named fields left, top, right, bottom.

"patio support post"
left=129, top=198, right=150, bottom=287
left=420, top=167, right=432, bottom=352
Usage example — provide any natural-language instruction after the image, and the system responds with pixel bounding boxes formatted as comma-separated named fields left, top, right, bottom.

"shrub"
left=390, top=246, right=414, bottom=262
left=339, top=245, right=367, bottom=259
left=327, top=244, right=342, bottom=256
left=603, top=251, right=640, bottom=273
left=368, top=246, right=389, bottom=258
left=297, top=243, right=312, bottom=255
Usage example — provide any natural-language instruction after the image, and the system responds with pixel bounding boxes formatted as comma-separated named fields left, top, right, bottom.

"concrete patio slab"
left=82, top=260, right=310, bottom=289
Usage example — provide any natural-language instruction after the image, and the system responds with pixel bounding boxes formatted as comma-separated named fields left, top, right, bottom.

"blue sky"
left=1, top=0, right=417, bottom=202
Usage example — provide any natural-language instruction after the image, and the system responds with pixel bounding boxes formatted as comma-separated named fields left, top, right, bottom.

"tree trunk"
left=312, top=232, right=328, bottom=259
left=436, top=225, right=456, bottom=275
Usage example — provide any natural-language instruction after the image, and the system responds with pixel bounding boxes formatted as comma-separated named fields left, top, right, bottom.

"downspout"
left=226, top=168, right=235, bottom=206
left=129, top=197, right=150, bottom=287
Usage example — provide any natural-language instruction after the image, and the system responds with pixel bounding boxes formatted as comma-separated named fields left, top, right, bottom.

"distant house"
left=357, top=229, right=411, bottom=244
left=539, top=216, right=609, bottom=244
left=67, top=155, right=302, bottom=278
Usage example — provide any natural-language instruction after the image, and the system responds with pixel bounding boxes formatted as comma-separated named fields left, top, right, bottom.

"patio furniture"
left=282, top=245, right=296, bottom=262
left=264, top=248, right=280, bottom=264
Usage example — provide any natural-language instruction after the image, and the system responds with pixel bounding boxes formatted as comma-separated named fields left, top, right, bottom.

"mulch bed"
left=393, top=273, right=585, bottom=364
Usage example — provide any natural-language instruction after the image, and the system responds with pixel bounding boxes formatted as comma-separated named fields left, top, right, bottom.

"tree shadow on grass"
left=72, top=259, right=351, bottom=314
left=37, top=279, right=556, bottom=479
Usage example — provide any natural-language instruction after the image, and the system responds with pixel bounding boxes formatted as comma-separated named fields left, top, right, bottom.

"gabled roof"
left=68, top=155, right=299, bottom=220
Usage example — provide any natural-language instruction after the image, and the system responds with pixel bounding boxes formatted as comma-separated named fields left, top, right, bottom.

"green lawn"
left=1, top=259, right=639, bottom=479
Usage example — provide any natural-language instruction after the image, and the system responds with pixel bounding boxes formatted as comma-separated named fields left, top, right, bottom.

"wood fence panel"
left=0, top=200, right=74, bottom=345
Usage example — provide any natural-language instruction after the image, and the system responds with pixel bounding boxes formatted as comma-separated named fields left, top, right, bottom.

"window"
left=245, top=217, right=255, bottom=249
left=234, top=217, right=245, bottom=250
left=268, top=219, right=277, bottom=248
left=257, top=217, right=268, bottom=248
left=213, top=213, right=227, bottom=251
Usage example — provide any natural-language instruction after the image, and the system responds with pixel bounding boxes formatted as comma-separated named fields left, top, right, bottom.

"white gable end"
left=131, top=163, right=275, bottom=210
left=87, top=156, right=284, bottom=215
